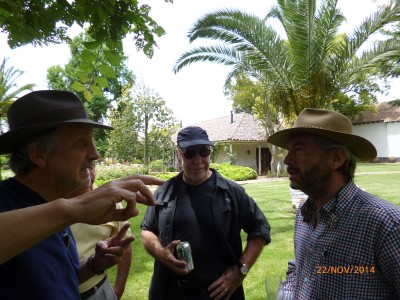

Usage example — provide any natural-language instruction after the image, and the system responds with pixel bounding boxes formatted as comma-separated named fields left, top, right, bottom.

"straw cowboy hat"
left=267, top=108, right=377, bottom=161
left=0, top=90, right=113, bottom=154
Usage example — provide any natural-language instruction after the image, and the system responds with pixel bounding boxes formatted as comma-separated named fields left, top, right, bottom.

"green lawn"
left=108, top=163, right=400, bottom=300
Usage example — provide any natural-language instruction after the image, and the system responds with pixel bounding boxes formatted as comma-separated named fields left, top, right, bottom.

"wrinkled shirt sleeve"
left=140, top=205, right=157, bottom=233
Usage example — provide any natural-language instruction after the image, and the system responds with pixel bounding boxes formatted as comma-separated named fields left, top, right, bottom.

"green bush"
left=95, top=164, right=149, bottom=186
left=94, top=163, right=257, bottom=186
left=211, top=163, right=257, bottom=181
left=148, top=160, right=164, bottom=172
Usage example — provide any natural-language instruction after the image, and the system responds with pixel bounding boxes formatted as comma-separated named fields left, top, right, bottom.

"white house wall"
left=213, top=143, right=258, bottom=170
left=236, top=144, right=258, bottom=170
left=387, top=123, right=400, bottom=157
left=353, top=122, right=400, bottom=159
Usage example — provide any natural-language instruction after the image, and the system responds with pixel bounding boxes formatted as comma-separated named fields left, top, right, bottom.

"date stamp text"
left=316, top=265, right=375, bottom=275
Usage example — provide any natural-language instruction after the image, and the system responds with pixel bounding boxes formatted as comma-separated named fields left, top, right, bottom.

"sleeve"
left=140, top=186, right=161, bottom=233
left=236, top=184, right=271, bottom=244
left=140, top=205, right=158, bottom=233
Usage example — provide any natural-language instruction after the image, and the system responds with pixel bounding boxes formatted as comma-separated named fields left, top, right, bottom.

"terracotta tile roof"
left=352, top=101, right=400, bottom=124
left=173, top=113, right=267, bottom=144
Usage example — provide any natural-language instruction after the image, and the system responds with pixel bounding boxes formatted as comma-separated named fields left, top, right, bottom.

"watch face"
left=240, top=264, right=249, bottom=275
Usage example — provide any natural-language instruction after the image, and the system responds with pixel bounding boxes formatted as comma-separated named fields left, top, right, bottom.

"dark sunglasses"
left=180, top=147, right=211, bottom=159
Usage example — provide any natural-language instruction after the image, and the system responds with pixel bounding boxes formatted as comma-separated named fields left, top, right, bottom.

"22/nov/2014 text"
left=316, top=265, right=375, bottom=275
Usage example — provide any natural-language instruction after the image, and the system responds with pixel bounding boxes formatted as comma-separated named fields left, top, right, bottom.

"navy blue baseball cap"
left=177, top=126, right=213, bottom=148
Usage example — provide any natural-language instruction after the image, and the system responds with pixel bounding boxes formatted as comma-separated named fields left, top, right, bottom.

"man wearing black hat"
left=141, top=126, right=271, bottom=300
left=0, top=90, right=164, bottom=299
left=267, top=108, right=400, bottom=299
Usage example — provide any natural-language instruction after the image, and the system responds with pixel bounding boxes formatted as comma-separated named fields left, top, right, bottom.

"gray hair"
left=315, top=136, right=357, bottom=180
left=8, top=128, right=59, bottom=175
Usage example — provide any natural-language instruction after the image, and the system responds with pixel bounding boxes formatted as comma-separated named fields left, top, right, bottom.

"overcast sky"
left=1, top=0, right=396, bottom=125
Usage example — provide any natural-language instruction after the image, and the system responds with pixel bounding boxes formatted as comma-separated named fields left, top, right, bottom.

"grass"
left=107, top=163, right=400, bottom=299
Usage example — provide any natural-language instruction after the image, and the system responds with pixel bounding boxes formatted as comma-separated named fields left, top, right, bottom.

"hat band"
left=11, top=107, right=88, bottom=129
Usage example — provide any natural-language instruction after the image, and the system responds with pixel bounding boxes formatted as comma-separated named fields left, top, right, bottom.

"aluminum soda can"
left=176, top=241, right=194, bottom=271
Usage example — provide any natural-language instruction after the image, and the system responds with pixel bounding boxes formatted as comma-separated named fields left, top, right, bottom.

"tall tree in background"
left=147, top=123, right=178, bottom=171
left=107, top=86, right=143, bottom=163
left=174, top=0, right=400, bottom=118
left=107, top=83, right=177, bottom=165
left=131, top=82, right=177, bottom=166
left=0, top=0, right=171, bottom=100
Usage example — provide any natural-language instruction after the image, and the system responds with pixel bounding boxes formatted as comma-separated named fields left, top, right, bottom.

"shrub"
left=95, top=164, right=148, bottom=186
left=149, top=160, right=164, bottom=172
left=388, top=156, right=397, bottom=163
left=211, top=163, right=257, bottom=181
left=94, top=163, right=257, bottom=186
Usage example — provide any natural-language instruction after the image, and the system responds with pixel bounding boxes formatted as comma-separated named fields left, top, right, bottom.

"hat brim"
left=0, top=119, right=113, bottom=154
left=267, top=128, right=377, bottom=161
left=178, top=140, right=214, bottom=148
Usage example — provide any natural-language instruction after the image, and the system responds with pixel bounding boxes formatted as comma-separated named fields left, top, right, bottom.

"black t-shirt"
left=173, top=173, right=226, bottom=280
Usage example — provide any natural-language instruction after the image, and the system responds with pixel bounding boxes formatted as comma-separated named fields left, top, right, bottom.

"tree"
left=47, top=32, right=135, bottom=118
left=0, top=0, right=172, bottom=100
left=107, top=87, right=143, bottom=163
left=131, top=82, right=177, bottom=166
left=0, top=57, right=35, bottom=180
left=0, top=57, right=35, bottom=133
left=377, top=20, right=400, bottom=83
left=173, top=0, right=400, bottom=118
left=46, top=32, right=136, bottom=156
left=147, top=123, right=178, bottom=171
left=107, top=83, right=177, bottom=165
left=224, top=73, right=286, bottom=176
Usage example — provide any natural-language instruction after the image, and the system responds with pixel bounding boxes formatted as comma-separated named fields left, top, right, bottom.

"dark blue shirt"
left=0, top=178, right=80, bottom=299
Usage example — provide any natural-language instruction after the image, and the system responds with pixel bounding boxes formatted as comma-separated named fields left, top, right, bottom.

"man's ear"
left=28, top=143, right=49, bottom=167
left=330, top=147, right=347, bottom=170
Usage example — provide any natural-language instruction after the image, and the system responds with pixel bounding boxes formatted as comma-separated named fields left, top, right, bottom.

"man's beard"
left=288, top=162, right=331, bottom=197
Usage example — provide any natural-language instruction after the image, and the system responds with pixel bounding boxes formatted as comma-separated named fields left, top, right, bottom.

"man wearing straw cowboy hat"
left=267, top=108, right=400, bottom=299
left=0, top=90, right=164, bottom=299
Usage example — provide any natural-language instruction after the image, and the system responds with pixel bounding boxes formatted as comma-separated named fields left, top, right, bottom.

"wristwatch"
left=237, top=262, right=250, bottom=275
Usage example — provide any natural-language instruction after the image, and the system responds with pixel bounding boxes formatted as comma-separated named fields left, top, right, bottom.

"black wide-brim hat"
left=0, top=90, right=113, bottom=154
left=267, top=108, right=377, bottom=161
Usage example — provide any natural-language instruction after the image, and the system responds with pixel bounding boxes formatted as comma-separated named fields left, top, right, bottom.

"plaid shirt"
left=283, top=180, right=400, bottom=299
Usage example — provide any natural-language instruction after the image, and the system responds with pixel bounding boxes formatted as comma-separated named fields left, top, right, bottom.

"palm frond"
left=173, top=44, right=240, bottom=73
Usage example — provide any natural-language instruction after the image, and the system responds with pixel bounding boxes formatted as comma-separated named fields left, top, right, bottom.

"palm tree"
left=173, top=0, right=400, bottom=117
left=0, top=57, right=35, bottom=132
left=0, top=57, right=35, bottom=180
left=173, top=0, right=400, bottom=176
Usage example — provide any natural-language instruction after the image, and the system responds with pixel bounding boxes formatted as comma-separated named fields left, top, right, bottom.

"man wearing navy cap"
left=141, top=126, right=271, bottom=300
left=0, top=90, right=164, bottom=299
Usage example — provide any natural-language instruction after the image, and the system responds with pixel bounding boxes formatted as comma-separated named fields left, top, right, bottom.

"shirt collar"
left=300, top=180, right=356, bottom=226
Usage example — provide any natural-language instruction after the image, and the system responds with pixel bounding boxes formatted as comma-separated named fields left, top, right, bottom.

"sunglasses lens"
left=183, top=149, right=197, bottom=159
left=182, top=147, right=210, bottom=159
left=199, top=148, right=211, bottom=157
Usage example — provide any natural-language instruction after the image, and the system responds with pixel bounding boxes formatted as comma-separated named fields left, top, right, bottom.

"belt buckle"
left=178, top=279, right=191, bottom=289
